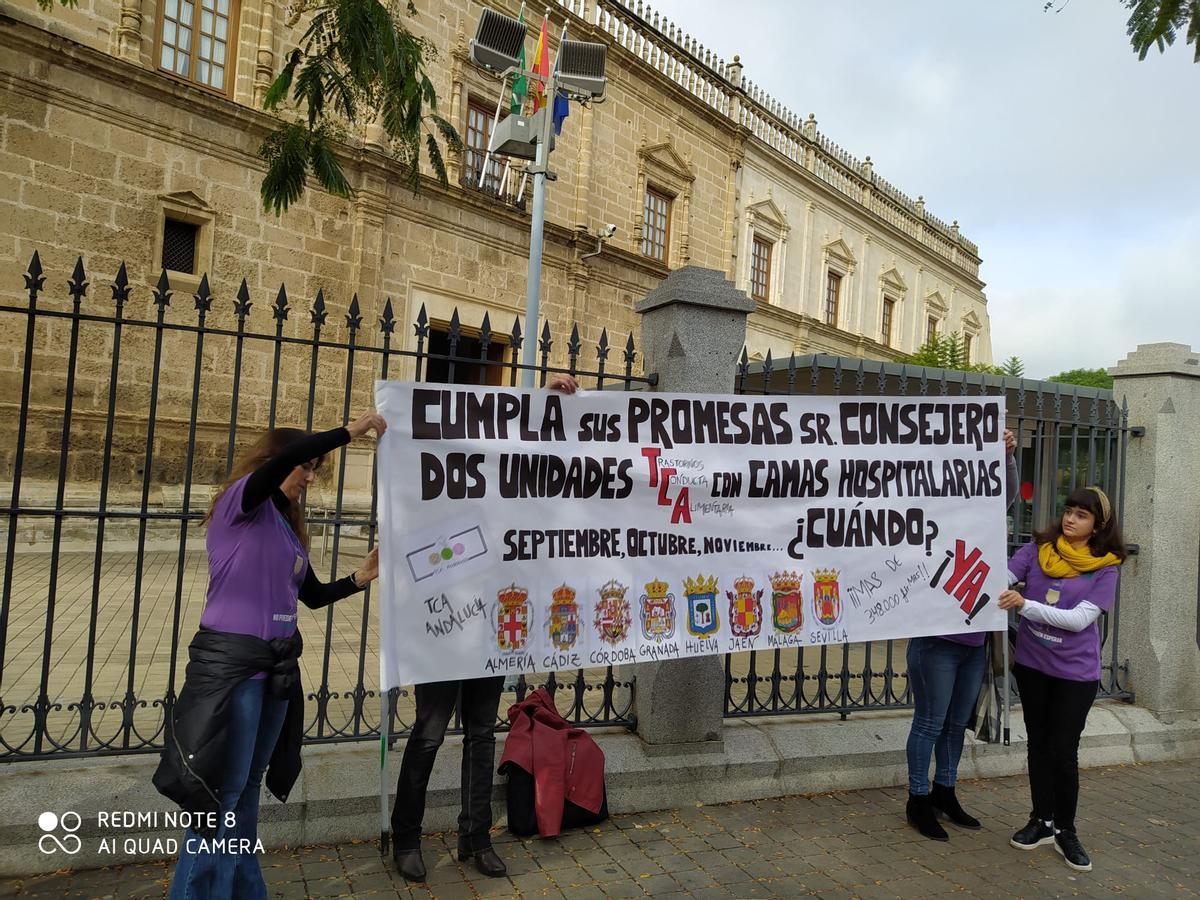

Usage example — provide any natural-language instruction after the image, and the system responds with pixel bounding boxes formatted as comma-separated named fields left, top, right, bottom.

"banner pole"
left=1002, top=624, right=1011, bottom=747
left=380, top=690, right=390, bottom=855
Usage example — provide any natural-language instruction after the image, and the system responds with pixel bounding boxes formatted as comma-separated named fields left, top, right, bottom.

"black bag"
left=501, top=764, right=610, bottom=837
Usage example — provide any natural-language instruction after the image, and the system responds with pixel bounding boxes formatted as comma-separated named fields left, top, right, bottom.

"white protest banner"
left=375, top=383, right=1007, bottom=689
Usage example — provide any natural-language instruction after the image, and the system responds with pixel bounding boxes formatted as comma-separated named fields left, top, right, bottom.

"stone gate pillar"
left=631, top=267, right=756, bottom=745
left=1110, top=343, right=1200, bottom=719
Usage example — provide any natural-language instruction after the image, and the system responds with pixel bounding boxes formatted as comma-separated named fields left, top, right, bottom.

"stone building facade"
left=0, top=0, right=989, bottom=502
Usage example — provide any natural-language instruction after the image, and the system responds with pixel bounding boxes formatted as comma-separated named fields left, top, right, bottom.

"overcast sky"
left=648, top=0, right=1200, bottom=378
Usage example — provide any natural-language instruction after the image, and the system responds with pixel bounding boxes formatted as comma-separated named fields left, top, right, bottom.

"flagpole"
left=519, top=9, right=559, bottom=387
left=478, top=78, right=511, bottom=190
left=498, top=159, right=512, bottom=200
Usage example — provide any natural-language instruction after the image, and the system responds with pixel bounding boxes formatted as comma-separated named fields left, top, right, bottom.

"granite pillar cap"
left=1110, top=342, right=1199, bottom=379
left=634, top=266, right=756, bottom=315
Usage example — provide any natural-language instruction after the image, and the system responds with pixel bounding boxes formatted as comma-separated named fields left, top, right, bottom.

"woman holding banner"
left=998, top=487, right=1124, bottom=872
left=390, top=373, right=579, bottom=883
left=904, top=429, right=1019, bottom=841
left=155, top=413, right=385, bottom=900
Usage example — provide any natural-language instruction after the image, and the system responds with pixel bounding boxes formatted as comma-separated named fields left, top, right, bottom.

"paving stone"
left=11, top=761, right=1200, bottom=899
left=302, top=875, right=353, bottom=898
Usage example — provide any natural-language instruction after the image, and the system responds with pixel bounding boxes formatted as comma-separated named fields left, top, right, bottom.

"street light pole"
left=520, top=73, right=557, bottom=388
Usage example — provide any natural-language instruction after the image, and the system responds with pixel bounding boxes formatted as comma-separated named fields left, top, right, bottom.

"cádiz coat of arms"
left=594, top=579, right=632, bottom=646
left=726, top=576, right=763, bottom=638
left=547, top=584, right=579, bottom=651
left=496, top=583, right=530, bottom=652
left=684, top=574, right=720, bottom=637
left=812, top=568, right=842, bottom=626
left=769, top=570, right=803, bottom=633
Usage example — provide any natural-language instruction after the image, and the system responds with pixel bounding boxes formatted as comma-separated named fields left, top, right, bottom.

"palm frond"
left=263, top=49, right=302, bottom=111
left=260, top=123, right=310, bottom=214
left=309, top=129, right=353, bottom=198
left=425, top=131, right=447, bottom=187
left=430, top=114, right=462, bottom=152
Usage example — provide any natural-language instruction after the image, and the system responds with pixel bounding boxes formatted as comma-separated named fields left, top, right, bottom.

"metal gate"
left=725, top=352, right=1132, bottom=720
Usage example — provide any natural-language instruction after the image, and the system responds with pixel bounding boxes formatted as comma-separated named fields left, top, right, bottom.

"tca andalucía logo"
left=38, top=811, right=81, bottom=855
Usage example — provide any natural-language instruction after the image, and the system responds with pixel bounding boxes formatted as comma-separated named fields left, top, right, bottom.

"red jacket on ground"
left=498, top=687, right=606, bottom=837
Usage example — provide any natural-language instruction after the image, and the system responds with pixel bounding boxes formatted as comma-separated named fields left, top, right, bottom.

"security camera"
left=581, top=225, right=617, bottom=261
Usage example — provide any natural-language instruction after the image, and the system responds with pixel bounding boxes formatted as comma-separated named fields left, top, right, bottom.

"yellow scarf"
left=1038, top=536, right=1121, bottom=578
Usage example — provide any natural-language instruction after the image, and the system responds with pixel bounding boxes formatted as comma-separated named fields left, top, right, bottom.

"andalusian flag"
left=531, top=13, right=549, bottom=112
left=509, top=8, right=527, bottom=115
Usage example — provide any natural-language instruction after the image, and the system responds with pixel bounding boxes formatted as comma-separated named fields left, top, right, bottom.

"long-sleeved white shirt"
left=1018, top=598, right=1102, bottom=632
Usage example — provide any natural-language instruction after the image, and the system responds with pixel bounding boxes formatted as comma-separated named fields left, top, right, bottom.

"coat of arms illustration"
left=496, top=583, right=530, bottom=652
left=726, top=576, right=763, bottom=638
left=770, top=571, right=804, bottom=633
left=812, top=568, right=842, bottom=626
left=640, top=578, right=676, bottom=642
left=594, top=579, right=632, bottom=646
left=547, top=584, right=579, bottom=652
left=684, top=574, right=720, bottom=637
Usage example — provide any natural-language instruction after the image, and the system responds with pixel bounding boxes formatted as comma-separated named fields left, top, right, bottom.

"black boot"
left=458, top=845, right=507, bottom=878
left=906, top=792, right=949, bottom=841
left=930, top=782, right=981, bottom=829
left=392, top=847, right=426, bottom=882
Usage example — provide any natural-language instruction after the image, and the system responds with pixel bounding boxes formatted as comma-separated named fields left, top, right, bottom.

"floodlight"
left=488, top=109, right=555, bottom=161
left=470, top=8, right=527, bottom=72
left=557, top=39, right=607, bottom=99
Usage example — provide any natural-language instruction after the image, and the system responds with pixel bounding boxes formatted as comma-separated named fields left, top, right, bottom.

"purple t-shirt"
left=937, top=630, right=987, bottom=648
left=1008, top=541, right=1118, bottom=682
left=201, top=476, right=306, bottom=673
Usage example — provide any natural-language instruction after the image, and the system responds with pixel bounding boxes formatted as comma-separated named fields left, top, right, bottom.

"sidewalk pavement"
left=3, top=759, right=1197, bottom=899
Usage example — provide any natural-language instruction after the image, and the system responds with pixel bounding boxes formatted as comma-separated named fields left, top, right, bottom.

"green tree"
left=37, top=0, right=461, bottom=214
left=1000, top=355, right=1025, bottom=378
left=1046, top=0, right=1199, bottom=63
left=902, top=333, right=1020, bottom=377
left=1046, top=367, right=1114, bottom=389
left=904, top=332, right=967, bottom=370
left=1125, top=0, right=1200, bottom=62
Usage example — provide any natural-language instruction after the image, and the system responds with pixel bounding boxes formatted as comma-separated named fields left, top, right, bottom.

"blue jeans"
left=169, top=676, right=289, bottom=900
left=905, top=637, right=987, bottom=795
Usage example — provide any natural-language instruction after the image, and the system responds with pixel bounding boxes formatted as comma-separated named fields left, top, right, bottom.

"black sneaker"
left=1010, top=817, right=1055, bottom=850
left=1055, top=830, right=1092, bottom=872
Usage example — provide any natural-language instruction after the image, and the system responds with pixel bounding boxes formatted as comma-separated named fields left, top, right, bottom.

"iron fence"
left=0, top=253, right=648, bottom=761
left=726, top=351, right=1133, bottom=721
left=0, top=252, right=1136, bottom=760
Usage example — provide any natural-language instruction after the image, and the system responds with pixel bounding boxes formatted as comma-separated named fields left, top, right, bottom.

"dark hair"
left=1034, top=486, right=1126, bottom=561
left=204, top=427, right=324, bottom=550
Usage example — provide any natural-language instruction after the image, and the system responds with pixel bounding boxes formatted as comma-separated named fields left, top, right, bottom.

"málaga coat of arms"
left=769, top=570, right=803, bottom=633
left=496, top=583, right=530, bottom=652
left=726, top=576, right=763, bottom=638
left=593, top=579, right=632, bottom=646
left=684, top=574, right=720, bottom=637
left=547, top=584, right=579, bottom=652
left=812, top=568, right=842, bottom=626
left=639, top=578, right=675, bottom=642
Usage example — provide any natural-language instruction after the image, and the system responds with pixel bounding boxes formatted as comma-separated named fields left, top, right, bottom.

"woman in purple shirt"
left=159, top=412, right=385, bottom=900
left=998, top=486, right=1124, bottom=873
left=905, top=429, right=1018, bottom=841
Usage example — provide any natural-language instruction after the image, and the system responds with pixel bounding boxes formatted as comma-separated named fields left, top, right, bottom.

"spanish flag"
left=531, top=13, right=549, bottom=112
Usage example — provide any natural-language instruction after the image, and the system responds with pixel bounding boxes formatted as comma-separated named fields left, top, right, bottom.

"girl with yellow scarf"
left=998, top=485, right=1126, bottom=873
